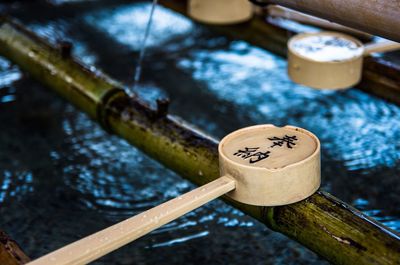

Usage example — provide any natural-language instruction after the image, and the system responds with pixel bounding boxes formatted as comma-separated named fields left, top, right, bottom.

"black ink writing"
left=268, top=135, right=298, bottom=149
left=233, top=147, right=271, bottom=164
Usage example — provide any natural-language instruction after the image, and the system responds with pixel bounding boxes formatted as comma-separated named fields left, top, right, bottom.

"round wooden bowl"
left=188, top=0, right=253, bottom=25
left=219, top=124, right=321, bottom=206
left=288, top=32, right=364, bottom=90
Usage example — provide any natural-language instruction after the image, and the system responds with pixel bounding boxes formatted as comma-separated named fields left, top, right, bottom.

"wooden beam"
left=159, top=0, right=400, bottom=106
left=267, top=0, right=400, bottom=42
left=0, top=230, right=30, bottom=265
left=0, top=17, right=399, bottom=265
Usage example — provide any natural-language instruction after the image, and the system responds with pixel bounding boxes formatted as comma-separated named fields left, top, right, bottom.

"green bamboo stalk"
left=158, top=0, right=400, bottom=106
left=0, top=230, right=30, bottom=265
left=0, top=17, right=399, bottom=265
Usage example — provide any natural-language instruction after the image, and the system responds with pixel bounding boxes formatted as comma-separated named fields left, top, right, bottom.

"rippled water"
left=1, top=1, right=399, bottom=264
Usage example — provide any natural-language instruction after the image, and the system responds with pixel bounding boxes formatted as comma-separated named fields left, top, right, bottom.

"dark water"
left=0, top=1, right=399, bottom=264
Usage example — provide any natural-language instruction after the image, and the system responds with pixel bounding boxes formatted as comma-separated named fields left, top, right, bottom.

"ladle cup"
left=188, top=0, right=253, bottom=25
left=287, top=31, right=400, bottom=89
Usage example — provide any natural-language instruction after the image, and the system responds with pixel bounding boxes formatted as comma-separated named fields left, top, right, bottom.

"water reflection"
left=353, top=198, right=400, bottom=231
left=150, top=231, right=209, bottom=248
left=61, top=108, right=185, bottom=218
left=0, top=57, right=20, bottom=104
left=85, top=3, right=193, bottom=50
left=28, top=22, right=98, bottom=65
left=0, top=171, right=33, bottom=203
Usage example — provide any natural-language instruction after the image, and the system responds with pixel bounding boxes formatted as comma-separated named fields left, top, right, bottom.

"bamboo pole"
left=252, top=0, right=400, bottom=42
left=159, top=0, right=400, bottom=107
left=0, top=230, right=30, bottom=265
left=0, top=17, right=399, bottom=265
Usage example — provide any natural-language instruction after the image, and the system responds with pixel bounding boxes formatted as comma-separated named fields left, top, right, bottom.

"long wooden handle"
left=267, top=5, right=371, bottom=39
left=363, top=40, right=400, bottom=56
left=28, top=176, right=235, bottom=265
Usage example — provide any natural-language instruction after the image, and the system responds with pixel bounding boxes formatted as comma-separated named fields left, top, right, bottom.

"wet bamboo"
left=160, top=0, right=400, bottom=107
left=0, top=17, right=399, bottom=265
left=0, top=230, right=30, bottom=265
left=251, top=0, right=400, bottom=42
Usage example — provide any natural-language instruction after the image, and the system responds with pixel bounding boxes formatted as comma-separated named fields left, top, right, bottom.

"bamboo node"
left=57, top=40, right=73, bottom=58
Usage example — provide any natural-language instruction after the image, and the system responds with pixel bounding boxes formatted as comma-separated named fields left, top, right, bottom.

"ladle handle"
left=267, top=5, right=326, bottom=25
left=27, top=176, right=235, bottom=265
left=363, top=41, right=400, bottom=56
left=267, top=5, right=371, bottom=39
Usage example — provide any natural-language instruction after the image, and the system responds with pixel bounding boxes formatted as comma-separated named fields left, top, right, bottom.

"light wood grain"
left=27, top=177, right=235, bottom=265
left=363, top=41, right=400, bottom=56
left=288, top=32, right=363, bottom=89
left=188, top=0, right=252, bottom=25
left=220, top=125, right=320, bottom=206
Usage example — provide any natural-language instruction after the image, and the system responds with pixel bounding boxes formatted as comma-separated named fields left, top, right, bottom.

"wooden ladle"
left=188, top=0, right=253, bottom=25
left=287, top=31, right=400, bottom=89
left=27, top=124, right=320, bottom=265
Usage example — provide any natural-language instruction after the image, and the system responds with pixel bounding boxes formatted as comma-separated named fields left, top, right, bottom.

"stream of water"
left=131, top=0, right=158, bottom=95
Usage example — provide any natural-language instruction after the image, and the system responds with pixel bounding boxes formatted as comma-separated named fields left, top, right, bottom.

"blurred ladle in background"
left=188, top=0, right=253, bottom=25
left=287, top=31, right=400, bottom=90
